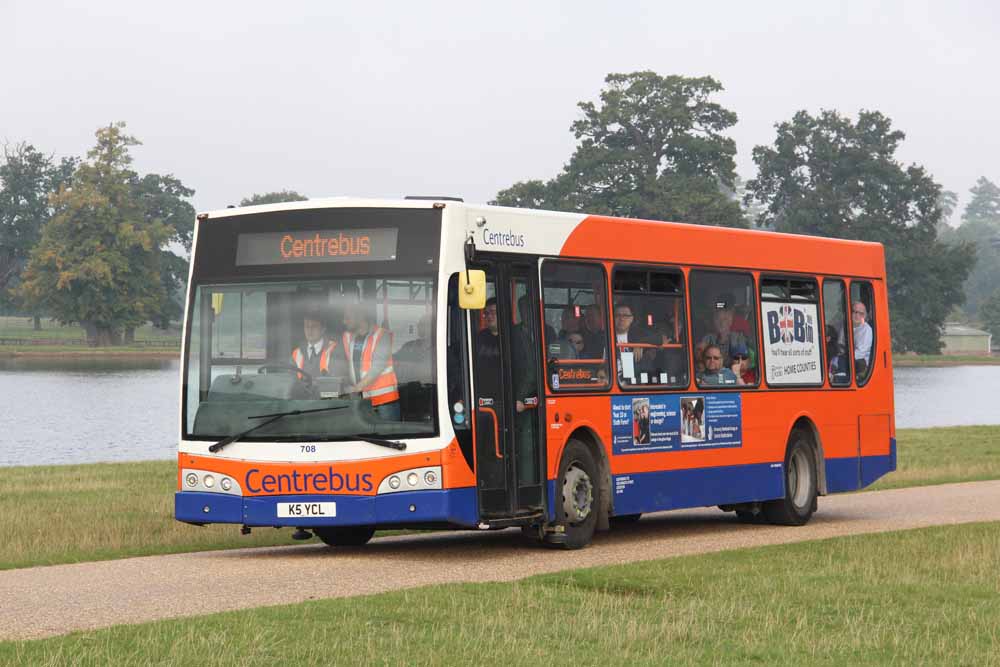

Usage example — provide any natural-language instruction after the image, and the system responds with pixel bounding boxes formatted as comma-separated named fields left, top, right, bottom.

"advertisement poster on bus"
left=612, top=394, right=741, bottom=455
left=761, top=301, right=823, bottom=385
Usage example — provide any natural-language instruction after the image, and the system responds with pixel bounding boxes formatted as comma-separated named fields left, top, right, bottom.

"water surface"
left=1, top=359, right=998, bottom=467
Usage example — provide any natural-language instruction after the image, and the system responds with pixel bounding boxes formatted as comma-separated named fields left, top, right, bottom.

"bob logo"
left=767, top=305, right=814, bottom=345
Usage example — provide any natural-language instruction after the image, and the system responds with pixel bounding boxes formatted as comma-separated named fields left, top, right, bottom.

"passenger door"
left=469, top=260, right=544, bottom=520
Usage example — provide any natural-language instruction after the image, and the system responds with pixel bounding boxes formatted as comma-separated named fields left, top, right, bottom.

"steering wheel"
left=257, top=364, right=313, bottom=384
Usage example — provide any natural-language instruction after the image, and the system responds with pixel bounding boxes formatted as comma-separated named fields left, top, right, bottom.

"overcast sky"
left=4, top=1, right=998, bottom=223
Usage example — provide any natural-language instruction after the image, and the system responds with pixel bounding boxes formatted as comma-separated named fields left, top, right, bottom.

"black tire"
left=610, top=513, right=642, bottom=525
left=555, top=440, right=600, bottom=549
left=763, top=429, right=818, bottom=526
left=314, top=525, right=376, bottom=547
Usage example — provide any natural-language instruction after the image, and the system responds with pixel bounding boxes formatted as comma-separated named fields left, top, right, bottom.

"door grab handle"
left=478, top=406, right=502, bottom=459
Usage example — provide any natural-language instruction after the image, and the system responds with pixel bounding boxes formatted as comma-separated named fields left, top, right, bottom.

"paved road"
left=3, top=480, right=1000, bottom=641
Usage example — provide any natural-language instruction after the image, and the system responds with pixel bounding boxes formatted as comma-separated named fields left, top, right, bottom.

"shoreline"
left=0, top=348, right=178, bottom=359
left=894, top=356, right=1000, bottom=367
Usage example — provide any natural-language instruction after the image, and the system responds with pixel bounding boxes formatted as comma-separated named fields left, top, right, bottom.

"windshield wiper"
left=208, top=405, right=348, bottom=453
left=347, top=434, right=407, bottom=451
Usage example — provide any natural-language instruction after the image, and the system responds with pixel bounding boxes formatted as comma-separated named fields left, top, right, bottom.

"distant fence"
left=0, top=337, right=180, bottom=347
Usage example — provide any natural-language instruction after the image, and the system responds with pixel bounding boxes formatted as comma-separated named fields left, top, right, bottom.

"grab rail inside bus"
left=477, top=405, right=501, bottom=459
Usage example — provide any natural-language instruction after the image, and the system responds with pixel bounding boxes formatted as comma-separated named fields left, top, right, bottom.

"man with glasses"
left=698, top=344, right=743, bottom=386
left=852, top=301, right=873, bottom=377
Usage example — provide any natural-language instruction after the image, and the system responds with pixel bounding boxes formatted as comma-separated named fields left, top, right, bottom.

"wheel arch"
left=564, top=425, right=612, bottom=531
left=790, top=415, right=827, bottom=495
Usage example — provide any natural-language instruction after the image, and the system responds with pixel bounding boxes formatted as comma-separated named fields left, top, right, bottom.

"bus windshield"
left=183, top=276, right=437, bottom=441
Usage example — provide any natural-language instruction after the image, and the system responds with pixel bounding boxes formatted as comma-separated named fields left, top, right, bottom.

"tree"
left=133, top=173, right=196, bottom=330
left=0, top=143, right=76, bottom=325
left=494, top=72, right=747, bottom=228
left=746, top=109, right=976, bottom=353
left=17, top=123, right=171, bottom=346
left=240, top=190, right=308, bottom=207
left=980, top=288, right=1000, bottom=342
left=935, top=189, right=958, bottom=236
left=964, top=177, right=1000, bottom=223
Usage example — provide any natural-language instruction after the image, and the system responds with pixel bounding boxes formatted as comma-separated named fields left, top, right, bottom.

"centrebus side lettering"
left=245, top=468, right=374, bottom=494
left=481, top=227, right=525, bottom=248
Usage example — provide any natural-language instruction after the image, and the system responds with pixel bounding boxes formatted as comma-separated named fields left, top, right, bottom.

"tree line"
left=2, top=73, right=997, bottom=350
left=0, top=123, right=304, bottom=345
left=494, top=72, right=997, bottom=353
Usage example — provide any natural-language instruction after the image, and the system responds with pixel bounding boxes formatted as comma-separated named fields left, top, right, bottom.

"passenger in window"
left=567, top=333, right=585, bottom=356
left=581, top=303, right=607, bottom=359
left=475, top=297, right=501, bottom=398
left=730, top=342, right=756, bottom=385
left=852, top=300, right=873, bottom=377
left=559, top=306, right=582, bottom=338
left=698, top=344, right=743, bottom=386
left=291, top=307, right=340, bottom=377
left=394, top=313, right=433, bottom=384
left=613, top=302, right=655, bottom=383
left=700, top=296, right=749, bottom=367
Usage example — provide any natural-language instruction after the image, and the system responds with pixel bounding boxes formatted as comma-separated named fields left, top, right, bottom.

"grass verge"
left=2, top=522, right=999, bottom=665
left=1, top=425, right=997, bottom=571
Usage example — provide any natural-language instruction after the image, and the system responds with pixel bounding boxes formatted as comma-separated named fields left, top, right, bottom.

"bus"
left=176, top=197, right=895, bottom=549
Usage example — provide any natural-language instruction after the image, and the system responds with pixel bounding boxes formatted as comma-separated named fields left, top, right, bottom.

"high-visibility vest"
left=291, top=340, right=338, bottom=375
left=342, top=328, right=399, bottom=406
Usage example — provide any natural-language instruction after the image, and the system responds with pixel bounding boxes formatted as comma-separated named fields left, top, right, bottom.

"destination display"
left=235, top=228, right=399, bottom=266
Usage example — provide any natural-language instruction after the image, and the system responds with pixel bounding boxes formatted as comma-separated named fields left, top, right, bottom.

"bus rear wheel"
left=764, top=429, right=818, bottom=526
left=555, top=440, right=600, bottom=550
left=314, top=525, right=376, bottom=547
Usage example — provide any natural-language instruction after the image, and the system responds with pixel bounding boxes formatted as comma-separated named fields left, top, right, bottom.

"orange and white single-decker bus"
left=176, top=197, right=895, bottom=548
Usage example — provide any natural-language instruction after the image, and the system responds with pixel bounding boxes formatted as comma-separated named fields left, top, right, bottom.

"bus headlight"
left=378, top=467, right=442, bottom=494
left=203, top=474, right=215, bottom=488
left=185, top=472, right=198, bottom=487
left=220, top=478, right=232, bottom=491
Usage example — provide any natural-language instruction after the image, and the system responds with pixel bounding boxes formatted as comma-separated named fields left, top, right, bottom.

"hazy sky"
left=4, top=1, right=998, bottom=223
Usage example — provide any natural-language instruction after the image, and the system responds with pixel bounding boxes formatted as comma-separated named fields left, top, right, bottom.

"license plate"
left=277, top=502, right=337, bottom=518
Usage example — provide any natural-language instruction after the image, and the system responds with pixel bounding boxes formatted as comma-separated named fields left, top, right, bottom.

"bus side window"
left=850, top=281, right=876, bottom=385
left=690, top=270, right=759, bottom=388
left=540, top=261, right=611, bottom=391
left=611, top=267, right=689, bottom=388
left=823, top=278, right=851, bottom=386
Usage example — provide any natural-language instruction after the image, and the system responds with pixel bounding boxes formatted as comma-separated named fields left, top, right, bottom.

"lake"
left=1, top=358, right=998, bottom=467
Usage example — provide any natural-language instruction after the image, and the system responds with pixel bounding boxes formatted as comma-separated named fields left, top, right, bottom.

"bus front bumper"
left=174, top=488, right=478, bottom=528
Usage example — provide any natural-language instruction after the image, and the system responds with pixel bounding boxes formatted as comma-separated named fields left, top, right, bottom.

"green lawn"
left=0, top=425, right=997, bottom=572
left=2, top=522, right=998, bottom=666
left=0, top=316, right=180, bottom=353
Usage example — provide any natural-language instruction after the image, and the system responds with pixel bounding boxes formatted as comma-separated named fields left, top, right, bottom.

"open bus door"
left=469, top=260, right=545, bottom=522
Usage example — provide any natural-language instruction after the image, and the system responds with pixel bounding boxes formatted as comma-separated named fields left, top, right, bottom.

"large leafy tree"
left=240, top=190, right=308, bottom=206
left=980, top=288, right=1000, bottom=342
left=0, top=143, right=76, bottom=323
left=746, top=109, right=976, bottom=353
left=18, top=123, right=172, bottom=346
left=133, top=173, right=196, bottom=331
left=964, top=177, right=1000, bottom=223
left=940, top=177, right=1000, bottom=317
left=494, top=72, right=746, bottom=228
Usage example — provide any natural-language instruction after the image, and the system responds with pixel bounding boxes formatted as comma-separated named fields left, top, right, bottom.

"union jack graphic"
left=779, top=305, right=794, bottom=343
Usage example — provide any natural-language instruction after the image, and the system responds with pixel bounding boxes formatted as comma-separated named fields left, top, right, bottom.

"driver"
left=291, top=307, right=339, bottom=377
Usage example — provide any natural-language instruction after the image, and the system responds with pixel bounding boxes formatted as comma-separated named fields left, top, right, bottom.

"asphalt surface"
left=3, top=480, right=1000, bottom=641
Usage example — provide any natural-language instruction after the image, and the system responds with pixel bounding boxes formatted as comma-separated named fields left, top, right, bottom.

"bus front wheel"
left=555, top=440, right=600, bottom=550
left=314, top=525, right=376, bottom=547
left=764, top=429, right=818, bottom=526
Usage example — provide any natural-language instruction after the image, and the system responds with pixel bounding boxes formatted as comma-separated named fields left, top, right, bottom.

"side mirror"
left=458, top=270, right=487, bottom=310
